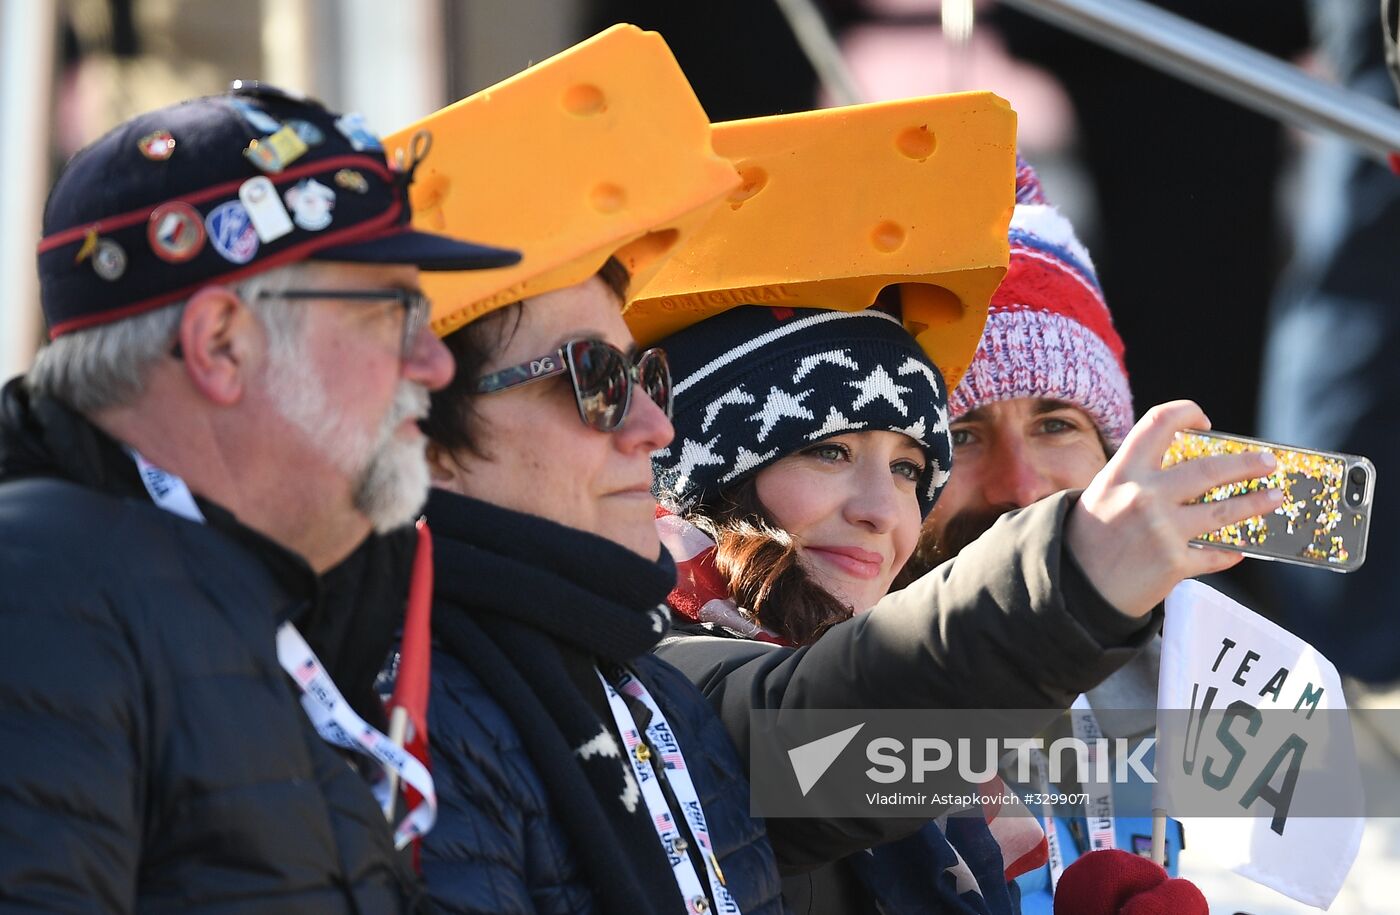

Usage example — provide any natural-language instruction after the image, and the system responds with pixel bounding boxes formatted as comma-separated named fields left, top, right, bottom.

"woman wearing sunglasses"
left=413, top=259, right=788, bottom=915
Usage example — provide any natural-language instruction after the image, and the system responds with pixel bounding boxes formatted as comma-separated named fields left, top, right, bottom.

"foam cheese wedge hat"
left=625, top=91, right=1016, bottom=390
left=383, top=24, right=741, bottom=338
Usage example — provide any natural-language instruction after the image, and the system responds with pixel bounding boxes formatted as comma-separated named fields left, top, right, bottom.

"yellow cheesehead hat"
left=383, top=24, right=740, bottom=338
left=624, top=91, right=1016, bottom=390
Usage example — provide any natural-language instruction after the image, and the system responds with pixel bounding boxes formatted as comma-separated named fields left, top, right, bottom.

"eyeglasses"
left=258, top=288, right=431, bottom=359
left=473, top=338, right=673, bottom=432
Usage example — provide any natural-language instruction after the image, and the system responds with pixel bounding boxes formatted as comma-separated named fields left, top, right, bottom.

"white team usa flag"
left=1155, top=580, right=1363, bottom=909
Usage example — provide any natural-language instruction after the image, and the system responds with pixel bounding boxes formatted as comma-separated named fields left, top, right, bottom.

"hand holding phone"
left=1161, top=430, right=1374, bottom=572
left=1067, top=402, right=1286, bottom=619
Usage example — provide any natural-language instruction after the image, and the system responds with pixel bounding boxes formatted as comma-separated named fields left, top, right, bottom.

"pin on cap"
left=229, top=97, right=282, bottom=135
left=286, top=119, right=325, bottom=146
left=284, top=179, right=335, bottom=231
left=205, top=200, right=260, bottom=264
left=243, top=124, right=308, bottom=174
left=336, top=113, right=383, bottom=152
left=383, top=23, right=740, bottom=337
left=92, top=239, right=127, bottom=281
left=36, top=83, right=520, bottom=339
left=625, top=91, right=1017, bottom=391
left=138, top=130, right=177, bottom=161
left=238, top=175, right=294, bottom=242
left=335, top=168, right=369, bottom=194
left=265, top=125, right=309, bottom=166
left=73, top=228, right=99, bottom=264
left=147, top=202, right=207, bottom=263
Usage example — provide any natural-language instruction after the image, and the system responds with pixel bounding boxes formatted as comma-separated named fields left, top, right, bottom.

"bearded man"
left=0, top=84, right=517, bottom=911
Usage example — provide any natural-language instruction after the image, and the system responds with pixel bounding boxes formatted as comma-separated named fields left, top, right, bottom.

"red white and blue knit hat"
left=653, top=305, right=952, bottom=518
left=949, top=160, right=1133, bottom=445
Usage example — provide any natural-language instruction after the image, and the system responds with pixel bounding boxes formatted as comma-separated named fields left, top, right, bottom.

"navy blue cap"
left=37, top=81, right=520, bottom=338
left=653, top=305, right=953, bottom=518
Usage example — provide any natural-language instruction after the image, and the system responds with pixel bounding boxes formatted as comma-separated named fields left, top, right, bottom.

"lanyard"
left=1069, top=695, right=1116, bottom=855
left=596, top=668, right=741, bottom=915
left=131, top=450, right=436, bottom=849
left=1031, top=750, right=1067, bottom=889
left=1034, top=695, right=1116, bottom=890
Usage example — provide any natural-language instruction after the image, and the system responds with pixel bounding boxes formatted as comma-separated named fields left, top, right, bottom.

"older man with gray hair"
left=0, top=84, right=516, bottom=911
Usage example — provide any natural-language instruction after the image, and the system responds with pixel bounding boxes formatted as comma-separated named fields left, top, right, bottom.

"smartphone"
left=1160, top=430, right=1374, bottom=572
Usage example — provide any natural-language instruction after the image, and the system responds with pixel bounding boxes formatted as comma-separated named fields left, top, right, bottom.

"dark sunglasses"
left=472, top=338, right=672, bottom=432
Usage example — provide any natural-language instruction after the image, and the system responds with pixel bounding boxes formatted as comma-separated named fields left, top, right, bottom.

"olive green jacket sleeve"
left=654, top=489, right=1162, bottom=874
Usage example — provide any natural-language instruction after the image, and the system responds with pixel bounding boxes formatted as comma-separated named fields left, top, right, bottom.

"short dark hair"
left=422, top=257, right=630, bottom=461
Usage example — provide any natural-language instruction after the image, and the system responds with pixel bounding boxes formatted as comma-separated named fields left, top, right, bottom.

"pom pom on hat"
left=950, top=159, right=1134, bottom=446
left=1053, top=849, right=1208, bottom=915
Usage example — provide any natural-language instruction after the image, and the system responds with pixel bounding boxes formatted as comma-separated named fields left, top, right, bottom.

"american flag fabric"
left=655, top=507, right=792, bottom=645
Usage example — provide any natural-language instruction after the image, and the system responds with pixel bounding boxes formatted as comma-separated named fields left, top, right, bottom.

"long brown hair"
left=686, top=479, right=854, bottom=645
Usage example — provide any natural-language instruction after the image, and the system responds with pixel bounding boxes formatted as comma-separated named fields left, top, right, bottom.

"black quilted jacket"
left=418, top=506, right=787, bottom=915
left=0, top=379, right=423, bottom=912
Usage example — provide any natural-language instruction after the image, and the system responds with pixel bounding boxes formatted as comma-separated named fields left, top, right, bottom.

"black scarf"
left=426, top=488, right=691, bottom=915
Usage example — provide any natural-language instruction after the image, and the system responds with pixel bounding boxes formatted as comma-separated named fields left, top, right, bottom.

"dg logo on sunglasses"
left=529, top=357, right=557, bottom=377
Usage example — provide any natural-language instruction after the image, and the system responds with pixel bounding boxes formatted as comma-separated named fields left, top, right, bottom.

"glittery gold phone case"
left=1161, top=430, right=1374, bottom=572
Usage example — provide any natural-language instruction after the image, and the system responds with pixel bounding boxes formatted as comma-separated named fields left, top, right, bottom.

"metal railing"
left=773, top=0, right=1400, bottom=167
left=1000, top=0, right=1400, bottom=166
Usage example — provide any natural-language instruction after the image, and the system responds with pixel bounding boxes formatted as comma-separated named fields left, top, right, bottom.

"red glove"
left=1053, top=849, right=1208, bottom=915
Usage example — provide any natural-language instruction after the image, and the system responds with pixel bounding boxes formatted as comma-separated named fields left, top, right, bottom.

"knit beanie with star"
left=652, top=305, right=952, bottom=518
left=950, top=159, right=1134, bottom=446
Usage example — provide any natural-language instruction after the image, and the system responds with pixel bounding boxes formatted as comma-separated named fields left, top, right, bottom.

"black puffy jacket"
left=425, top=649, right=785, bottom=914
left=0, top=379, right=423, bottom=912
left=417, top=494, right=787, bottom=914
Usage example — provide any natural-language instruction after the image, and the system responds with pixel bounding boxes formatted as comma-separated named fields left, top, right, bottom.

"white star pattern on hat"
left=807, top=405, right=866, bottom=441
left=848, top=365, right=912, bottom=415
left=671, top=436, right=726, bottom=490
left=925, top=460, right=951, bottom=503
left=792, top=349, right=859, bottom=382
left=721, top=446, right=780, bottom=483
left=701, top=387, right=756, bottom=434
left=897, top=356, right=944, bottom=399
left=930, top=403, right=950, bottom=439
left=748, top=386, right=815, bottom=441
left=892, top=416, right=927, bottom=446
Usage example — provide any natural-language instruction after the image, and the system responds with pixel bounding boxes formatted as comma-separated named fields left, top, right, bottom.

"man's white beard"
left=264, top=351, right=432, bottom=533
left=352, top=383, right=431, bottom=532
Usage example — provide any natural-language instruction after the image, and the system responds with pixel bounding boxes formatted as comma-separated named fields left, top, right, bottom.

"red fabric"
left=980, top=773, right=1049, bottom=880
left=655, top=505, right=793, bottom=646
left=390, top=519, right=434, bottom=744
left=990, top=242, right=1126, bottom=367
left=389, top=519, right=435, bottom=856
left=1053, top=850, right=1208, bottom=915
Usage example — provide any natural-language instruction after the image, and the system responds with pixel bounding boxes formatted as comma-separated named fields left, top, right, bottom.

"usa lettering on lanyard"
left=133, top=451, right=436, bottom=849
left=1069, top=694, right=1116, bottom=855
left=596, top=668, right=741, bottom=915
left=1036, top=694, right=1117, bottom=890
